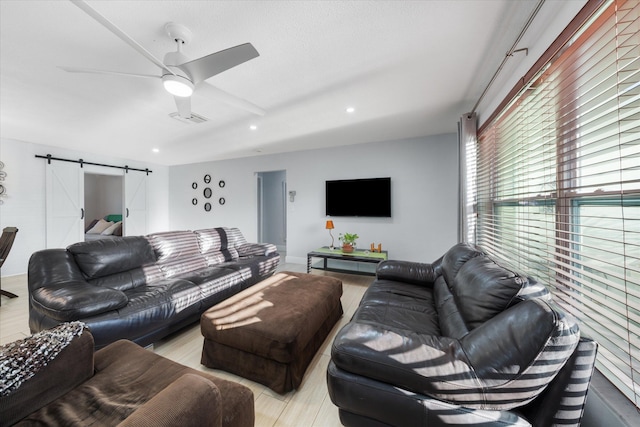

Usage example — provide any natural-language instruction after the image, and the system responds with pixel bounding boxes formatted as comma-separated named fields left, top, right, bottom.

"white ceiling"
left=1, top=0, right=569, bottom=166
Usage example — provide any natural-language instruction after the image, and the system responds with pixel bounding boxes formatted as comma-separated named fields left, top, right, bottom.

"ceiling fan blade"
left=197, top=82, right=265, bottom=116
left=178, top=43, right=259, bottom=84
left=174, top=96, right=192, bottom=119
left=58, top=66, right=160, bottom=79
left=69, top=0, right=175, bottom=76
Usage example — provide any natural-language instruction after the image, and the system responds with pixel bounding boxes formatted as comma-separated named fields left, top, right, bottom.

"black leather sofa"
left=328, top=242, right=597, bottom=427
left=28, top=227, right=279, bottom=349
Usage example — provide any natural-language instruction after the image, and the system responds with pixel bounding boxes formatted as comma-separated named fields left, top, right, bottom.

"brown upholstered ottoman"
left=200, top=271, right=343, bottom=394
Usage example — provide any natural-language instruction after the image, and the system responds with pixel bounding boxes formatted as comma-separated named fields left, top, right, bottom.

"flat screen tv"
left=325, top=177, right=391, bottom=217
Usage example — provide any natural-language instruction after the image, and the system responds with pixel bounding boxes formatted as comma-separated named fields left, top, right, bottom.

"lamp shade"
left=325, top=220, right=335, bottom=229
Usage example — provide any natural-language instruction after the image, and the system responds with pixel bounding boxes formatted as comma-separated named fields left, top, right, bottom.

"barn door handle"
left=80, top=208, right=85, bottom=219
left=126, top=208, right=130, bottom=218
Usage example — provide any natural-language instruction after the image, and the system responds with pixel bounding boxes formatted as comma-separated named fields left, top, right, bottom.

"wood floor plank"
left=273, top=354, right=337, bottom=427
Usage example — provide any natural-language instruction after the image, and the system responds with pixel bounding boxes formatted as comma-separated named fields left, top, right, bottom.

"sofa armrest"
left=376, top=259, right=440, bottom=286
left=518, top=337, right=597, bottom=426
left=237, top=242, right=277, bottom=257
left=31, top=281, right=128, bottom=321
left=0, top=323, right=94, bottom=426
left=117, top=374, right=222, bottom=427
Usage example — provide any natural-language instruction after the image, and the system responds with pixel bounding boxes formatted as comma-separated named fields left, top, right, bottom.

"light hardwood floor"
left=0, top=262, right=371, bottom=427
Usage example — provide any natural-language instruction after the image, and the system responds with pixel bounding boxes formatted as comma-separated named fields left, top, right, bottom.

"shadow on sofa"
left=328, top=242, right=598, bottom=427
left=0, top=322, right=254, bottom=427
left=28, top=227, right=279, bottom=349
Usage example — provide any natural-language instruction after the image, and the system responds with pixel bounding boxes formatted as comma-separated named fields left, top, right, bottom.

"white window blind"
left=475, top=0, right=639, bottom=408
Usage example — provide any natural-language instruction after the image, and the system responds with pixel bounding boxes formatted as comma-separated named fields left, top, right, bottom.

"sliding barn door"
left=46, top=162, right=84, bottom=248
left=124, top=172, right=147, bottom=236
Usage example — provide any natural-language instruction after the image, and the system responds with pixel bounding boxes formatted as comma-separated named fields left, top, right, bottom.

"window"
left=474, top=0, right=639, bottom=407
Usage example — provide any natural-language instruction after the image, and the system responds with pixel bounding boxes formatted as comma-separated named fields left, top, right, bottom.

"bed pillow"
left=101, top=221, right=122, bottom=236
left=84, top=219, right=99, bottom=233
left=86, top=219, right=113, bottom=234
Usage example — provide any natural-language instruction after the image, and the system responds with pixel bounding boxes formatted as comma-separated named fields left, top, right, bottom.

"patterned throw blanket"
left=0, top=321, right=86, bottom=396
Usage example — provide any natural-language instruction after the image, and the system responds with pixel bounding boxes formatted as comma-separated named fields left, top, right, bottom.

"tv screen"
left=325, top=177, right=391, bottom=217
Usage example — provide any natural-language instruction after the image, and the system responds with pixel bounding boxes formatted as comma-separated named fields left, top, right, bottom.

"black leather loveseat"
left=328, top=242, right=597, bottom=427
left=28, top=227, right=279, bottom=349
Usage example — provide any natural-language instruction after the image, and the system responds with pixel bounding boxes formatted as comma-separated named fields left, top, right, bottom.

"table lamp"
left=325, top=220, right=335, bottom=249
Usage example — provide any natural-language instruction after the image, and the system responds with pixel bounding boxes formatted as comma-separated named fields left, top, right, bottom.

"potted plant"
left=339, top=232, right=359, bottom=253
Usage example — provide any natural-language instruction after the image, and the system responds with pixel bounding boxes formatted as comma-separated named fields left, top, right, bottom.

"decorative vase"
left=342, top=244, right=354, bottom=253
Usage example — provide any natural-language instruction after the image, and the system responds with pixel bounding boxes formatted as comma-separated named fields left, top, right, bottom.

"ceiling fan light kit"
left=162, top=74, right=194, bottom=97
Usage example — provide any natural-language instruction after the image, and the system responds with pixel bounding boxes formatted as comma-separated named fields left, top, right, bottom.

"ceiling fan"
left=59, top=0, right=265, bottom=119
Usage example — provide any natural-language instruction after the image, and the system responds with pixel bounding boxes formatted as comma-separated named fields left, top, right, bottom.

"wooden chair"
left=0, top=226, right=19, bottom=305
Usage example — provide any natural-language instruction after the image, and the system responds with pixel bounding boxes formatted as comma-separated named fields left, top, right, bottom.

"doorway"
left=84, top=173, right=123, bottom=231
left=257, top=170, right=287, bottom=253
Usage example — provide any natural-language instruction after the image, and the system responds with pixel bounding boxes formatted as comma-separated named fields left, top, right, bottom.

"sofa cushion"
left=195, top=228, right=240, bottom=262
left=439, top=242, right=483, bottom=286
left=438, top=242, right=534, bottom=330
left=87, top=268, right=148, bottom=292
left=451, top=255, right=529, bottom=329
left=355, top=279, right=440, bottom=336
left=147, top=231, right=208, bottom=277
left=147, top=230, right=203, bottom=261
left=433, top=276, right=469, bottom=339
left=68, top=237, right=156, bottom=279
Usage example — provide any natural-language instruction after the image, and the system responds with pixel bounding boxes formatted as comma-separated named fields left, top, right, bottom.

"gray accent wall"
left=168, top=134, right=459, bottom=265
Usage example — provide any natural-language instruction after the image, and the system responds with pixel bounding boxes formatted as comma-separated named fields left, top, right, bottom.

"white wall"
left=0, top=138, right=170, bottom=276
left=169, top=134, right=458, bottom=264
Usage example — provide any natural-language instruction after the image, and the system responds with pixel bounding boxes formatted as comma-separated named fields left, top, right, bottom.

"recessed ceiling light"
left=346, top=107, right=355, bottom=113
left=152, top=148, right=160, bottom=153
left=250, top=125, right=258, bottom=130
